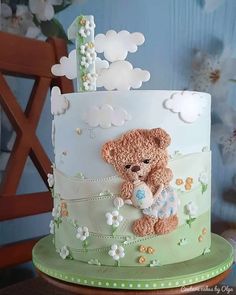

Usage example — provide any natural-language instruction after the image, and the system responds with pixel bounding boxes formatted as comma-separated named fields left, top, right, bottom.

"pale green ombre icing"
left=52, top=151, right=211, bottom=267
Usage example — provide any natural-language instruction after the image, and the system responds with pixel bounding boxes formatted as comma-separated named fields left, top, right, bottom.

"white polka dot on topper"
left=164, top=92, right=207, bottom=123
left=97, top=60, right=150, bottom=91
left=95, top=30, right=145, bottom=62
left=83, top=104, right=131, bottom=129
left=51, top=86, right=69, bottom=116
left=51, top=51, right=109, bottom=80
left=51, top=50, right=77, bottom=80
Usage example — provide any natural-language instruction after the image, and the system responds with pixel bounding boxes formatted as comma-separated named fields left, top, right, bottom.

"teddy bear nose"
left=131, top=165, right=140, bottom=172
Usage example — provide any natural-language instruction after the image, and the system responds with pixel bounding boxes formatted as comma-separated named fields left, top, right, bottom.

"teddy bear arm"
left=148, top=167, right=173, bottom=193
left=121, top=181, right=134, bottom=200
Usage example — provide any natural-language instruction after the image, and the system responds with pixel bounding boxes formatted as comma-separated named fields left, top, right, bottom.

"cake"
left=33, top=15, right=233, bottom=290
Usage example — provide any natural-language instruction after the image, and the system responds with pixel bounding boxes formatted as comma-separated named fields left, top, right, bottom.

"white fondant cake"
left=50, top=90, right=212, bottom=267
left=48, top=15, right=212, bottom=271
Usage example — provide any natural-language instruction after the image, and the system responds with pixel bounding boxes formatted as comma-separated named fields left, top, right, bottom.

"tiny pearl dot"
left=98, top=282, right=102, bottom=286
left=121, top=283, right=125, bottom=287
left=183, top=280, right=186, bottom=284
left=175, top=281, right=179, bottom=285
left=71, top=277, right=74, bottom=281
left=145, top=284, right=149, bottom=287
left=195, top=277, right=198, bottom=281
left=105, top=282, right=109, bottom=286
left=91, top=281, right=94, bottom=285
left=168, top=282, right=172, bottom=286
left=129, top=284, right=133, bottom=287
left=161, top=283, right=164, bottom=287
left=137, top=284, right=141, bottom=288
left=201, top=276, right=204, bottom=279
left=153, top=283, right=157, bottom=287
left=113, top=283, right=117, bottom=287
left=65, top=276, right=68, bottom=279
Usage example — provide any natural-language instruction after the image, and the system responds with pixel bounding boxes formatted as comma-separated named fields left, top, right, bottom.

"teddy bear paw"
left=154, top=214, right=178, bottom=235
left=132, top=216, right=156, bottom=237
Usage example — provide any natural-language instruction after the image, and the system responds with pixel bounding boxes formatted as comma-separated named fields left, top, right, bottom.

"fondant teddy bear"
left=102, top=128, right=178, bottom=237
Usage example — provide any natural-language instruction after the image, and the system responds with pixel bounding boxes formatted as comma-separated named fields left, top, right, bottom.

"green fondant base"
left=33, top=234, right=233, bottom=290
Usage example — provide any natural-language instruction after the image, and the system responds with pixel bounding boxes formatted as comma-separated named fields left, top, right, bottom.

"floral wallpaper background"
left=0, top=0, right=236, bottom=286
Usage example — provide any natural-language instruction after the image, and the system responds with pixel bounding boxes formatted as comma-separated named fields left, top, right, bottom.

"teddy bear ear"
left=101, top=141, right=116, bottom=164
left=149, top=128, right=171, bottom=149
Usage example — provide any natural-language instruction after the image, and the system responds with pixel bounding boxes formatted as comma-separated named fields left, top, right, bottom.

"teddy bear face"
left=102, top=128, right=171, bottom=182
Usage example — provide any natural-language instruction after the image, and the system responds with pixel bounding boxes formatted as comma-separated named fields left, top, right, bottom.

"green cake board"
left=33, top=234, right=234, bottom=290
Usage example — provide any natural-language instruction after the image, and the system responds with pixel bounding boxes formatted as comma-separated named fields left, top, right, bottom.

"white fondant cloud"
left=97, top=60, right=150, bottom=91
left=95, top=57, right=109, bottom=75
left=51, top=86, right=69, bottom=116
left=51, top=50, right=109, bottom=80
left=51, top=50, right=77, bottom=80
left=164, top=92, right=206, bottom=123
left=83, top=104, right=131, bottom=129
left=95, top=30, right=145, bottom=62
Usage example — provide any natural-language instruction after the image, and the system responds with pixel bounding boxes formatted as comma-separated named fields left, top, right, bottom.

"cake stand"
left=33, top=233, right=234, bottom=294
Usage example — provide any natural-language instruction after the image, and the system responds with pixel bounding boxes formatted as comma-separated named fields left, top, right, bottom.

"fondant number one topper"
left=68, top=15, right=97, bottom=92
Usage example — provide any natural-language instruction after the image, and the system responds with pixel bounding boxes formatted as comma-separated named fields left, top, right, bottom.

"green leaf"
left=40, top=18, right=72, bottom=44
left=201, top=183, right=208, bottom=194
left=186, top=217, right=196, bottom=228
left=32, top=15, right=40, bottom=27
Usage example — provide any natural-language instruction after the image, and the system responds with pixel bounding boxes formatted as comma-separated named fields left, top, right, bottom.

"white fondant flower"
left=85, top=19, right=95, bottom=31
left=80, top=56, right=93, bottom=68
left=198, top=172, right=208, bottom=185
left=59, top=246, right=69, bottom=259
left=79, top=27, right=90, bottom=38
left=80, top=42, right=95, bottom=56
left=83, top=104, right=131, bottom=129
left=185, top=201, right=198, bottom=218
left=95, top=30, right=145, bottom=62
left=29, top=0, right=62, bottom=21
left=164, top=91, right=207, bottom=123
left=52, top=205, right=60, bottom=218
left=113, top=197, right=124, bottom=209
left=106, top=211, right=124, bottom=228
left=49, top=220, right=55, bottom=234
left=97, top=60, right=150, bottom=91
left=191, top=48, right=236, bottom=104
left=83, top=81, right=93, bottom=91
left=50, top=87, right=69, bottom=115
left=76, top=226, right=89, bottom=241
left=108, top=244, right=125, bottom=261
left=47, top=173, right=54, bottom=187
left=83, top=73, right=97, bottom=91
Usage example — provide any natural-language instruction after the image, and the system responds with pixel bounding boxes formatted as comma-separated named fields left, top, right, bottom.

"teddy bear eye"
left=125, top=164, right=131, bottom=169
left=143, top=159, right=150, bottom=164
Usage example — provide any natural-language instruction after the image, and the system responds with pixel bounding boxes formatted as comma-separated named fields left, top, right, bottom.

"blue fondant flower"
left=136, top=189, right=145, bottom=200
